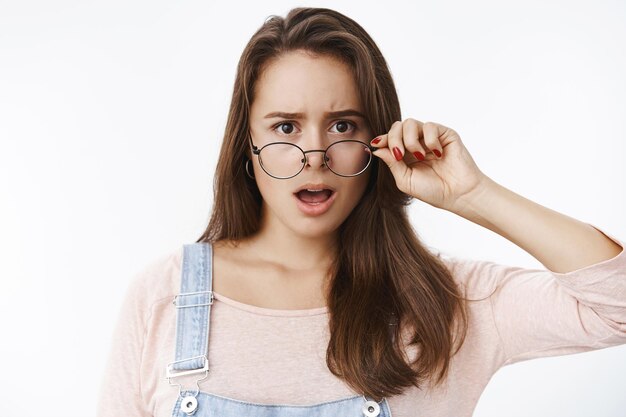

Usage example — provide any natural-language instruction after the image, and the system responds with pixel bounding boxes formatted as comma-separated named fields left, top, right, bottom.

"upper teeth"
left=306, top=189, right=324, bottom=192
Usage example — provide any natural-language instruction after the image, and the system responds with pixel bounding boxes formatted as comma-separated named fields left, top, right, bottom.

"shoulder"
left=432, top=248, right=504, bottom=299
left=125, top=245, right=185, bottom=311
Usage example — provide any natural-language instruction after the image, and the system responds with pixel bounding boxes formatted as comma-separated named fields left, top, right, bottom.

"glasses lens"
left=259, top=143, right=304, bottom=178
left=258, top=140, right=372, bottom=178
left=326, top=140, right=372, bottom=176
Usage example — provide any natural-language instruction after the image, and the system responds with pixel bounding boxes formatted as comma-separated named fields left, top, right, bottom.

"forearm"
left=450, top=175, right=623, bottom=274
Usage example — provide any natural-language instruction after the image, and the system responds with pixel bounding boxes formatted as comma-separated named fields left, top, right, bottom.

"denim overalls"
left=165, top=242, right=394, bottom=417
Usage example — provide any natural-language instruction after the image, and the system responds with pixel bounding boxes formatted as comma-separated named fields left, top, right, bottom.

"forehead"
left=251, top=51, right=362, bottom=116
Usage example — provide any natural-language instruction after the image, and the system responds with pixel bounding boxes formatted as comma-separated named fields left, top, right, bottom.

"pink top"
left=96, top=223, right=626, bottom=417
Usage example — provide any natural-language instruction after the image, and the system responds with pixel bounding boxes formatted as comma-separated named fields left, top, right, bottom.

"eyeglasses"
left=248, top=135, right=377, bottom=179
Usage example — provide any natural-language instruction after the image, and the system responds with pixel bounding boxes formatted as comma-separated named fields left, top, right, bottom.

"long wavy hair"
left=197, top=6, right=474, bottom=401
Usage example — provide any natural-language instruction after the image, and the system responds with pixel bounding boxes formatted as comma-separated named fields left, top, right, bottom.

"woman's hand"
left=370, top=119, right=489, bottom=211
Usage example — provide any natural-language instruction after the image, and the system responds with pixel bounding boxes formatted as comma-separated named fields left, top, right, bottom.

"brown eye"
left=331, top=120, right=356, bottom=134
left=274, top=122, right=296, bottom=135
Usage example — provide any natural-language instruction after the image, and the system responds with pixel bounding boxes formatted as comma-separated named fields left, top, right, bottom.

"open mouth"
left=294, top=189, right=335, bottom=204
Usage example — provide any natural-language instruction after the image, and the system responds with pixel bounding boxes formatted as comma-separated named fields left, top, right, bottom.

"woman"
left=97, top=7, right=626, bottom=417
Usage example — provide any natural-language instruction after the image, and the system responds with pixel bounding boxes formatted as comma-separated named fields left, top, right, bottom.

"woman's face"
left=248, top=50, right=374, bottom=239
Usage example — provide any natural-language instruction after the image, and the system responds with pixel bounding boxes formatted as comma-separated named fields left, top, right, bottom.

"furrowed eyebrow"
left=264, top=109, right=367, bottom=120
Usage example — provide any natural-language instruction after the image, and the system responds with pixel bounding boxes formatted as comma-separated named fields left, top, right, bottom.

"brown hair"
left=197, top=7, right=475, bottom=401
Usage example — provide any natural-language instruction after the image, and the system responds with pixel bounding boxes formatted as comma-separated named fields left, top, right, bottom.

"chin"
left=292, top=215, right=345, bottom=238
left=294, top=222, right=338, bottom=238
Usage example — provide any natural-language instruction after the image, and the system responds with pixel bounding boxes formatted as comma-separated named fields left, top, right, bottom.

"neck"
left=244, top=203, right=339, bottom=272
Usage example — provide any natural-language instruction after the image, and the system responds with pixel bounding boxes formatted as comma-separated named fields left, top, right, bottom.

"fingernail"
left=413, top=151, right=425, bottom=161
left=433, top=149, right=442, bottom=158
left=371, top=137, right=381, bottom=145
left=393, top=147, right=403, bottom=161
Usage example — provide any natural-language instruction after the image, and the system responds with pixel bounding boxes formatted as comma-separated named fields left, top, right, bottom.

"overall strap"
left=167, top=242, right=214, bottom=375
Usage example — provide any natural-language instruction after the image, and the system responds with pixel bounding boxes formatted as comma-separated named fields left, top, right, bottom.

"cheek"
left=337, top=174, right=370, bottom=210
left=349, top=170, right=371, bottom=195
left=255, top=175, right=279, bottom=202
left=251, top=160, right=293, bottom=205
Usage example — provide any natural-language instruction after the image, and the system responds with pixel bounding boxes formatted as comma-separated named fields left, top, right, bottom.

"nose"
left=303, top=149, right=328, bottom=169
left=300, top=129, right=330, bottom=170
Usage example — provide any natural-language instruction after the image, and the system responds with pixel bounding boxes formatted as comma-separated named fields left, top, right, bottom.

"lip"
left=293, top=182, right=336, bottom=193
left=293, top=189, right=338, bottom=216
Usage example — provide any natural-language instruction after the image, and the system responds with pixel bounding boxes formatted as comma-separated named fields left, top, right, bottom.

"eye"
left=272, top=120, right=357, bottom=135
left=273, top=121, right=297, bottom=135
left=330, top=120, right=357, bottom=134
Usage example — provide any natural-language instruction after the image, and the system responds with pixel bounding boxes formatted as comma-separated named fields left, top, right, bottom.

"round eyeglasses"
left=248, top=136, right=378, bottom=179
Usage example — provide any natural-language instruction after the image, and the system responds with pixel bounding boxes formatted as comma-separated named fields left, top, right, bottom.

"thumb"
left=372, top=147, right=410, bottom=181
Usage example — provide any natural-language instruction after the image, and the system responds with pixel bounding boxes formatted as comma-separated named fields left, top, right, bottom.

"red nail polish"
left=413, top=151, right=425, bottom=161
left=393, top=147, right=403, bottom=161
left=433, top=149, right=442, bottom=158
left=371, top=137, right=381, bottom=145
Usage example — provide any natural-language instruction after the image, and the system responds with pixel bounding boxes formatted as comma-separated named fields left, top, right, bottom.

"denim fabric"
left=167, top=242, right=393, bottom=417
left=172, top=389, right=393, bottom=417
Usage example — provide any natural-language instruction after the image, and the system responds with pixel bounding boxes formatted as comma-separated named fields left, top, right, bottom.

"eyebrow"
left=264, top=109, right=367, bottom=120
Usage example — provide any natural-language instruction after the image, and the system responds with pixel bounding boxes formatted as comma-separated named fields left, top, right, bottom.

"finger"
left=371, top=144, right=411, bottom=181
left=423, top=121, right=444, bottom=159
left=402, top=118, right=427, bottom=161
left=370, top=133, right=388, bottom=148
left=387, top=120, right=405, bottom=161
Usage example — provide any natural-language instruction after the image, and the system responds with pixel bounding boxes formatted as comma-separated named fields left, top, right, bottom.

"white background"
left=1, top=1, right=625, bottom=416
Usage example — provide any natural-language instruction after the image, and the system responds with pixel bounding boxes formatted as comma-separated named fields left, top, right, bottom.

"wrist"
left=448, top=174, right=499, bottom=221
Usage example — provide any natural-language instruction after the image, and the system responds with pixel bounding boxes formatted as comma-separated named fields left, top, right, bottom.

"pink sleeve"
left=96, top=269, right=153, bottom=417
left=450, top=223, right=626, bottom=368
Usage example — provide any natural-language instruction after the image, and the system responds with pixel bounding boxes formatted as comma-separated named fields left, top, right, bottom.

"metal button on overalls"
left=362, top=399, right=381, bottom=417
left=180, top=395, right=198, bottom=415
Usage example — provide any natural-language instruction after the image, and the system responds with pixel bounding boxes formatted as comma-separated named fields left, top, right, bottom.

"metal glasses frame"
left=248, top=134, right=378, bottom=179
